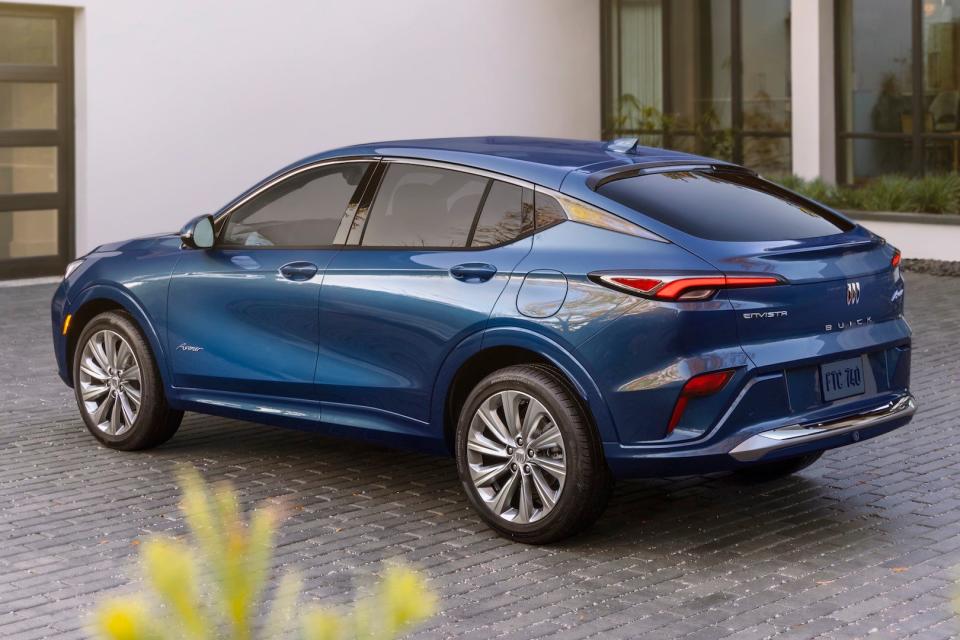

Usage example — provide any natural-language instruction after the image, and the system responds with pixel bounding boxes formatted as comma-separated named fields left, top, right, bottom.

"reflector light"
left=667, top=369, right=735, bottom=433
left=62, top=314, right=72, bottom=336
left=607, top=276, right=661, bottom=293
left=891, top=249, right=901, bottom=268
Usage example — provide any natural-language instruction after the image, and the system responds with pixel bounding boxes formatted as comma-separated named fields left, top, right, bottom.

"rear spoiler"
left=586, top=161, right=755, bottom=191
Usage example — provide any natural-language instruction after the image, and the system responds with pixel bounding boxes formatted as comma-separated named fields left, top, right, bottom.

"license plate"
left=820, top=356, right=865, bottom=402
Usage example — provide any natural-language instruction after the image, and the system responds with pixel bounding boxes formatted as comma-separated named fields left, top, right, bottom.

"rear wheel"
left=72, top=311, right=182, bottom=450
left=455, top=365, right=611, bottom=544
left=734, top=451, right=823, bottom=482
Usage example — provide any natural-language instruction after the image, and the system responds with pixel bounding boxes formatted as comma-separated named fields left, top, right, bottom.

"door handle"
left=450, top=263, right=497, bottom=283
left=279, top=261, right=319, bottom=281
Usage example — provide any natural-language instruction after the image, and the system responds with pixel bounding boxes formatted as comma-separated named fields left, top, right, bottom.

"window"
left=470, top=182, right=533, bottom=247
left=533, top=192, right=566, bottom=229
left=361, top=164, right=487, bottom=248
left=601, top=0, right=792, bottom=174
left=221, top=163, right=370, bottom=247
left=838, top=0, right=960, bottom=182
left=597, top=171, right=852, bottom=241
left=0, top=5, right=73, bottom=278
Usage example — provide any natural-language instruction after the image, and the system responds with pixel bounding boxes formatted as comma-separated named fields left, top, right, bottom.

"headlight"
left=64, top=259, right=85, bottom=279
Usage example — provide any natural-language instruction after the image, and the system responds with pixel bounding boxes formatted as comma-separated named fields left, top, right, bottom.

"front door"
left=166, top=160, right=374, bottom=402
left=316, top=161, right=535, bottom=430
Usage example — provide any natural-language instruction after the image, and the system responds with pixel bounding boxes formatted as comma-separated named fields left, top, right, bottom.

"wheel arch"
left=433, top=327, right=618, bottom=453
left=65, top=284, right=171, bottom=390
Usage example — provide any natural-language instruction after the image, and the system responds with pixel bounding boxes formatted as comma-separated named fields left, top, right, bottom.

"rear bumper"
left=728, top=393, right=915, bottom=461
left=603, top=389, right=916, bottom=478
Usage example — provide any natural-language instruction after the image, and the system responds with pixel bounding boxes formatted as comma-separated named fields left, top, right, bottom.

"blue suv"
left=52, top=137, right=915, bottom=543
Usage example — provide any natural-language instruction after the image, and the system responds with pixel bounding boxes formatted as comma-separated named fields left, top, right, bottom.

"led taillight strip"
left=596, top=274, right=782, bottom=301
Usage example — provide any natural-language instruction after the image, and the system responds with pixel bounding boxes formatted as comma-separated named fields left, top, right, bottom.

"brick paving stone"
left=1, top=272, right=959, bottom=638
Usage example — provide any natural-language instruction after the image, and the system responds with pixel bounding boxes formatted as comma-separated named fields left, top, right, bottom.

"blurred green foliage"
left=94, top=467, right=436, bottom=640
left=770, top=174, right=960, bottom=215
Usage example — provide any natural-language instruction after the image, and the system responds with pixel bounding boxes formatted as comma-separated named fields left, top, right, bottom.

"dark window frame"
left=0, top=2, right=74, bottom=279
left=835, top=0, right=960, bottom=182
left=599, top=0, right=791, bottom=166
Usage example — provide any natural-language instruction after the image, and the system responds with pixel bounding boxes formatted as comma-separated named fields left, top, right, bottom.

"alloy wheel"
left=466, top=389, right=567, bottom=524
left=77, top=329, right=142, bottom=436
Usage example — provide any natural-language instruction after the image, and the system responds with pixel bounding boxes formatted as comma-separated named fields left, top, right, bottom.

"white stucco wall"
left=853, top=219, right=960, bottom=262
left=31, top=0, right=602, bottom=254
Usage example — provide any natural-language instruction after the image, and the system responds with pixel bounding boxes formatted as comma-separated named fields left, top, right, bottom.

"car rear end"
left=564, top=165, right=915, bottom=477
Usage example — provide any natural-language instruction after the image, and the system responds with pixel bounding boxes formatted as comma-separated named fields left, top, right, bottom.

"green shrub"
left=768, top=174, right=960, bottom=214
left=94, top=467, right=436, bottom=640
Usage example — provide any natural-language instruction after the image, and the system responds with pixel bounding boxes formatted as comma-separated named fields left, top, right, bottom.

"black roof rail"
left=586, top=161, right=756, bottom=191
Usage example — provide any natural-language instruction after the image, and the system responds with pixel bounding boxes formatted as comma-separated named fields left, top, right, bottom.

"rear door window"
left=597, top=171, right=853, bottom=242
left=361, top=164, right=487, bottom=247
left=469, top=182, right=534, bottom=247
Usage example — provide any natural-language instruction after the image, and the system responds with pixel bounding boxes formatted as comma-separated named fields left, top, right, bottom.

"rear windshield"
left=597, top=170, right=854, bottom=242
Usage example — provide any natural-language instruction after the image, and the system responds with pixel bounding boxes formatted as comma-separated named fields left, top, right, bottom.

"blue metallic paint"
left=52, top=137, right=914, bottom=478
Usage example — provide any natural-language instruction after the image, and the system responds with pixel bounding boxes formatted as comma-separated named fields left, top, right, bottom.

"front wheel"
left=455, top=365, right=611, bottom=544
left=72, top=311, right=183, bottom=450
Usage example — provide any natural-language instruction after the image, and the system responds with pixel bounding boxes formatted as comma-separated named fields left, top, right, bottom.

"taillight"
left=594, top=274, right=782, bottom=301
left=891, top=249, right=901, bottom=268
left=667, top=369, right=735, bottom=433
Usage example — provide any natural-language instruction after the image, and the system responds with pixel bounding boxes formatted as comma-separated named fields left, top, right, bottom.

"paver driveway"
left=1, top=273, right=959, bottom=639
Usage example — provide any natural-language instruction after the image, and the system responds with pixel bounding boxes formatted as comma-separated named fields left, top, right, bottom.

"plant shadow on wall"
left=94, top=467, right=436, bottom=640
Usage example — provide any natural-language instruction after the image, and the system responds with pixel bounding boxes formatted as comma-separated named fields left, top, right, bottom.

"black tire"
left=733, top=451, right=823, bottom=482
left=72, top=311, right=183, bottom=450
left=455, top=364, right=612, bottom=544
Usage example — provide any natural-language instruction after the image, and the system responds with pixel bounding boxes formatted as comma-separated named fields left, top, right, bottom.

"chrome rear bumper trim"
left=729, top=394, right=916, bottom=462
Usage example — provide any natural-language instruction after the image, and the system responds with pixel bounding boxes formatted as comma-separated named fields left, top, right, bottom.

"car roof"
left=301, top=136, right=729, bottom=190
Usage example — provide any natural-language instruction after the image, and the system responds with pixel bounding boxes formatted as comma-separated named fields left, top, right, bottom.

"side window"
left=469, top=182, right=534, bottom=247
left=534, top=191, right=567, bottom=229
left=361, top=164, right=487, bottom=248
left=220, top=162, right=370, bottom=247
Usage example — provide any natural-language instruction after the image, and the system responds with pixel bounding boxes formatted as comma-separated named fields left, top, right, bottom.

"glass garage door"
left=0, top=4, right=73, bottom=279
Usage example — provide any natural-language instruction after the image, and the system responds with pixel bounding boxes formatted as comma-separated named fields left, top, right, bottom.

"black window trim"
left=599, top=0, right=792, bottom=164
left=833, top=0, right=960, bottom=181
left=212, top=156, right=378, bottom=250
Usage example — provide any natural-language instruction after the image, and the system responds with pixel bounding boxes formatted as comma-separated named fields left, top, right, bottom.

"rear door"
left=595, top=170, right=906, bottom=369
left=315, top=161, right=534, bottom=430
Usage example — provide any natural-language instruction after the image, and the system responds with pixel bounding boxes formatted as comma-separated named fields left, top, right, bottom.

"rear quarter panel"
left=487, top=221, right=744, bottom=444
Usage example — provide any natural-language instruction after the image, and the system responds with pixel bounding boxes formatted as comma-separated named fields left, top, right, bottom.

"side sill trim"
left=728, top=393, right=916, bottom=462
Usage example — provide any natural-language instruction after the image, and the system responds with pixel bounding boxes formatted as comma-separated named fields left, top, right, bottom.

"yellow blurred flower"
left=93, top=465, right=435, bottom=640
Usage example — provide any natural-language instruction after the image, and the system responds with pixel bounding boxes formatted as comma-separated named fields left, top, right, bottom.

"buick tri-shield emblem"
left=846, top=281, right=861, bottom=305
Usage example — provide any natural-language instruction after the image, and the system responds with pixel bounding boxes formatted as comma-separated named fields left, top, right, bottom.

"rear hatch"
left=595, top=169, right=907, bottom=370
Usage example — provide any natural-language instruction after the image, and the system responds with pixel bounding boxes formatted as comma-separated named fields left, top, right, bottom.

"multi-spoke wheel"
left=78, top=330, right=142, bottom=437
left=466, top=390, right=566, bottom=524
left=456, top=365, right=611, bottom=544
left=72, top=311, right=183, bottom=450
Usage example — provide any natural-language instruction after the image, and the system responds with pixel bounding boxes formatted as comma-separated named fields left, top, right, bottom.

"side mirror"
left=180, top=214, right=215, bottom=249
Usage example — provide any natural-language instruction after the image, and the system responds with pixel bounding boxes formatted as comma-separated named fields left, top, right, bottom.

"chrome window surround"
left=213, top=156, right=379, bottom=226
left=213, top=155, right=666, bottom=245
